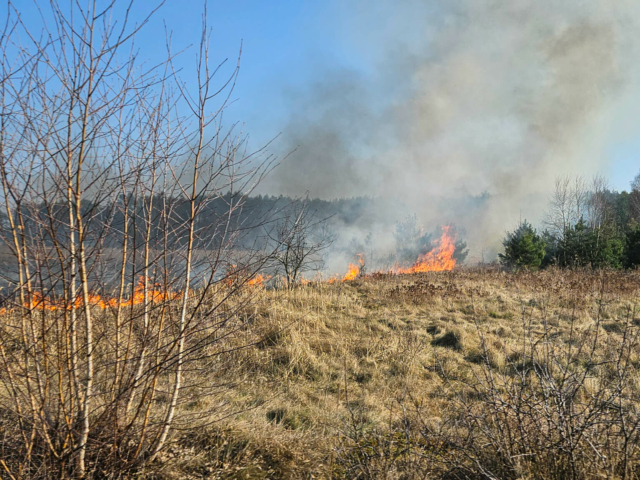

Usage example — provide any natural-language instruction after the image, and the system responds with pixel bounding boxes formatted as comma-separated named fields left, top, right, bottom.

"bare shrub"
left=423, top=307, right=640, bottom=479
left=0, top=2, right=282, bottom=478
left=268, top=198, right=335, bottom=288
left=331, top=272, right=640, bottom=479
left=333, top=380, right=431, bottom=479
left=409, top=298, right=639, bottom=478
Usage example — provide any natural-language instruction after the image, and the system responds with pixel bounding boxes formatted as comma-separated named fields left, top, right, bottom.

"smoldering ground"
left=259, top=0, right=640, bottom=260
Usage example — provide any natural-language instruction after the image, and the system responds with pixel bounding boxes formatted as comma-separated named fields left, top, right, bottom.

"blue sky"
left=128, top=0, right=355, bottom=149
left=610, top=143, right=640, bottom=191
left=12, top=0, right=640, bottom=194
left=141, top=0, right=640, bottom=192
left=606, top=93, right=640, bottom=191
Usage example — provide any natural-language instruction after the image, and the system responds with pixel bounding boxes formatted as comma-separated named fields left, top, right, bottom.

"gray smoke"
left=260, top=0, right=640, bottom=259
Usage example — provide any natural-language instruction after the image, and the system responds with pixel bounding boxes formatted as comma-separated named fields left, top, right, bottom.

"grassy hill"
left=154, top=268, right=640, bottom=479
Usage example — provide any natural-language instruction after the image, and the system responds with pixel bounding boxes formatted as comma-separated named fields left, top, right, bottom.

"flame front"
left=0, top=278, right=181, bottom=315
left=395, top=225, right=457, bottom=274
left=333, top=227, right=456, bottom=282
left=3, top=227, right=458, bottom=314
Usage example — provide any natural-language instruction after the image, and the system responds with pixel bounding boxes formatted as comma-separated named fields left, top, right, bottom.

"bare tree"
left=0, top=2, right=283, bottom=478
left=586, top=174, right=612, bottom=230
left=544, top=175, right=587, bottom=240
left=269, top=199, right=335, bottom=288
left=545, top=174, right=615, bottom=235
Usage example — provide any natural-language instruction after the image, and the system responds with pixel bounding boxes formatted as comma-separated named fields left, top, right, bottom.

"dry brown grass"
left=144, top=267, right=640, bottom=479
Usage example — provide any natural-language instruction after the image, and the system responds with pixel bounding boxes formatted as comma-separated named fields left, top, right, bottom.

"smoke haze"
left=260, top=0, right=640, bottom=257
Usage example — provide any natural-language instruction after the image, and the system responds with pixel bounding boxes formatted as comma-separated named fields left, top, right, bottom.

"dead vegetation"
left=127, top=267, right=640, bottom=479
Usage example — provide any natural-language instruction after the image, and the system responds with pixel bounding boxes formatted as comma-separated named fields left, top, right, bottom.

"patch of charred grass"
left=147, top=267, right=640, bottom=479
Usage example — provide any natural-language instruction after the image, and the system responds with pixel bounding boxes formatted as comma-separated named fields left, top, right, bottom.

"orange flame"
left=247, top=274, right=271, bottom=286
left=341, top=253, right=365, bottom=282
left=0, top=278, right=181, bottom=315
left=395, top=225, right=457, bottom=274
left=224, top=264, right=271, bottom=288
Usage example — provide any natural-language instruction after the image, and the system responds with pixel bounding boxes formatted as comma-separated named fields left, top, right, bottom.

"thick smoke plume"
left=261, top=1, right=640, bottom=259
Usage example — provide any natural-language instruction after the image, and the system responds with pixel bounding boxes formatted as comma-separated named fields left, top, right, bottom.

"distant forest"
left=0, top=194, right=402, bottom=249
left=0, top=192, right=479, bottom=275
left=5, top=174, right=638, bottom=273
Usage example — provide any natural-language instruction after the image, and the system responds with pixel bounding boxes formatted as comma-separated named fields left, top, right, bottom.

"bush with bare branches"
left=0, top=2, right=283, bottom=478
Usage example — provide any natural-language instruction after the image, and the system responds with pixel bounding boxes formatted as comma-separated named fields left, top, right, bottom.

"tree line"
left=500, top=173, right=640, bottom=270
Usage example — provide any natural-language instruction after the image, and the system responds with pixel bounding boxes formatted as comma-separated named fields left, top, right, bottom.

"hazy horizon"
left=11, top=0, right=640, bottom=258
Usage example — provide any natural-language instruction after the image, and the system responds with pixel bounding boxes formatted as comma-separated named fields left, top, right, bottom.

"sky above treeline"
left=13, top=0, right=640, bottom=196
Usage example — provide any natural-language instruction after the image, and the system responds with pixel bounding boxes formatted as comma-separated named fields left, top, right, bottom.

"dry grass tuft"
left=123, top=268, right=640, bottom=478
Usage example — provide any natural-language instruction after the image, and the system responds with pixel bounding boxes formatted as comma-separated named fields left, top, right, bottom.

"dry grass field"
left=150, top=268, right=640, bottom=479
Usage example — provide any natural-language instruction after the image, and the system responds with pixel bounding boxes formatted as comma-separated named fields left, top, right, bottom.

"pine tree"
left=499, top=221, right=546, bottom=270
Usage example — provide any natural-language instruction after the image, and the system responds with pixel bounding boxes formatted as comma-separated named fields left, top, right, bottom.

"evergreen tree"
left=559, top=219, right=625, bottom=269
left=499, top=221, right=546, bottom=270
left=541, top=229, right=560, bottom=267
left=626, top=222, right=640, bottom=269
